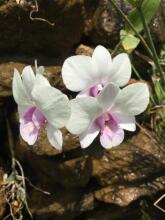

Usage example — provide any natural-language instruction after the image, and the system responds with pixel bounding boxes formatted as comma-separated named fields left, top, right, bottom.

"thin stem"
left=137, top=6, right=164, bottom=80
left=131, top=64, right=142, bottom=80
left=111, top=41, right=122, bottom=57
left=108, top=0, right=153, bottom=58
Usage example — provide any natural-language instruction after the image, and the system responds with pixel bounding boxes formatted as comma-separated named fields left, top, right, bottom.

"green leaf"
left=120, top=30, right=140, bottom=53
left=154, top=78, right=165, bottom=103
left=126, top=0, right=144, bottom=7
left=125, top=0, right=161, bottom=34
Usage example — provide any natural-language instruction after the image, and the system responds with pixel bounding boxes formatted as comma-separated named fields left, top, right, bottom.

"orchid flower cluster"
left=12, top=46, right=149, bottom=151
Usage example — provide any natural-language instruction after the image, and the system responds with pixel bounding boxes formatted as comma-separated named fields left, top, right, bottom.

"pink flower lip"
left=96, top=112, right=117, bottom=132
left=20, top=106, right=46, bottom=145
left=94, top=112, right=124, bottom=148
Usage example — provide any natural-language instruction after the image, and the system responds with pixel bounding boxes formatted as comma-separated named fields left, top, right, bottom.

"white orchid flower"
left=62, top=45, right=131, bottom=97
left=66, top=83, right=149, bottom=149
left=12, top=66, right=71, bottom=151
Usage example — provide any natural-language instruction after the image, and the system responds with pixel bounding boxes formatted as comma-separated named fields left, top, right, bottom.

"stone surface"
left=0, top=0, right=163, bottom=60
left=0, top=93, right=164, bottom=219
left=0, top=0, right=91, bottom=57
left=0, top=61, right=65, bottom=98
left=91, top=132, right=165, bottom=206
left=84, top=0, right=165, bottom=45
left=0, top=159, right=7, bottom=219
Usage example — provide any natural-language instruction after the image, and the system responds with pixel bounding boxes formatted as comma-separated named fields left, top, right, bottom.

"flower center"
left=23, top=106, right=46, bottom=132
left=96, top=112, right=117, bottom=131
left=27, top=121, right=36, bottom=134
left=90, top=83, right=104, bottom=97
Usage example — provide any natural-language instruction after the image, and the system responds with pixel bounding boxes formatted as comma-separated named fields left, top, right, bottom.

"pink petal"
left=100, top=123, right=124, bottom=149
left=23, top=106, right=36, bottom=122
left=20, top=121, right=39, bottom=145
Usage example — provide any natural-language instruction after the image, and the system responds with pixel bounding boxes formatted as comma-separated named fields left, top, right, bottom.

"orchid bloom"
left=62, top=45, right=131, bottom=97
left=66, top=83, right=149, bottom=149
left=12, top=66, right=70, bottom=150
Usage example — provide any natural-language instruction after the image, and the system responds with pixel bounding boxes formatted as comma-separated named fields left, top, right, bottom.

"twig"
left=30, top=0, right=55, bottom=26
left=135, top=50, right=154, bottom=65
left=154, top=194, right=165, bottom=213
left=111, top=41, right=122, bottom=57
left=2, top=213, right=11, bottom=220
left=15, top=160, right=33, bottom=219
left=136, top=122, right=155, bottom=141
left=25, top=177, right=50, bottom=195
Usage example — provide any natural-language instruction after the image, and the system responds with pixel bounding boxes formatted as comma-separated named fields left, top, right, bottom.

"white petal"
left=46, top=124, right=63, bottom=151
left=34, top=74, right=50, bottom=87
left=36, top=66, right=45, bottom=75
left=92, top=45, right=112, bottom=81
left=66, top=97, right=102, bottom=135
left=109, top=53, right=131, bottom=86
left=113, top=113, right=136, bottom=131
left=111, top=83, right=149, bottom=115
left=62, top=55, right=94, bottom=91
left=97, top=83, right=120, bottom=112
left=79, top=123, right=100, bottom=148
left=12, top=69, right=32, bottom=106
left=22, top=66, right=35, bottom=94
left=76, top=88, right=91, bottom=98
left=32, top=85, right=70, bottom=128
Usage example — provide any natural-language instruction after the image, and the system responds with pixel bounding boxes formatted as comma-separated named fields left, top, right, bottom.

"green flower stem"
left=137, top=6, right=164, bottom=80
left=131, top=64, right=142, bottom=79
left=111, top=41, right=122, bottom=57
left=108, top=0, right=153, bottom=58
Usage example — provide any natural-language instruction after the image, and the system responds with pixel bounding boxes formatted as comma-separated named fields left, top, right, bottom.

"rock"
left=75, top=44, right=94, bottom=56
left=0, top=159, right=7, bottom=219
left=83, top=0, right=130, bottom=45
left=84, top=0, right=165, bottom=45
left=3, top=95, right=165, bottom=219
left=95, top=176, right=165, bottom=206
left=151, top=3, right=165, bottom=42
left=1, top=60, right=165, bottom=218
left=0, top=0, right=98, bottom=57
left=29, top=187, right=94, bottom=219
left=83, top=205, right=140, bottom=220
left=0, top=61, right=65, bottom=98
left=91, top=131, right=165, bottom=206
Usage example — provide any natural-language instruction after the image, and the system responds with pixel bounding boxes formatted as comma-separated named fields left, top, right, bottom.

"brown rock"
left=0, top=160, right=7, bottom=219
left=3, top=67, right=165, bottom=216
left=0, top=61, right=65, bottom=98
left=151, top=3, right=165, bottom=42
left=29, top=186, right=94, bottom=220
left=95, top=176, right=165, bottom=206
left=91, top=131, right=165, bottom=206
left=83, top=0, right=130, bottom=45
left=84, top=0, right=164, bottom=45
left=75, top=44, right=94, bottom=56
left=0, top=0, right=86, bottom=56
